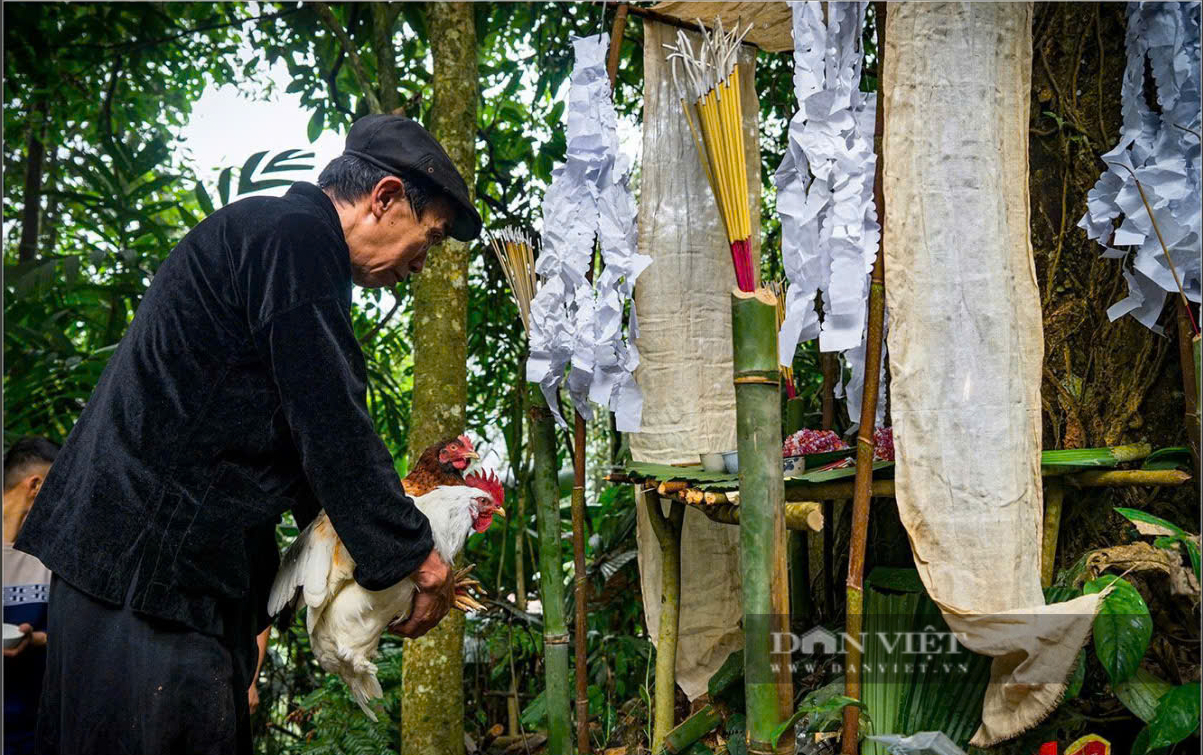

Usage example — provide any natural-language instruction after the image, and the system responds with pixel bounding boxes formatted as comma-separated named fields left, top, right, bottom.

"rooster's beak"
left=493, top=506, right=506, bottom=518
left=462, top=450, right=480, bottom=461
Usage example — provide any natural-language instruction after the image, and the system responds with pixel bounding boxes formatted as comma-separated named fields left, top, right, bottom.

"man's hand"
left=388, top=549, right=453, bottom=639
left=247, top=683, right=260, bottom=714
left=3, top=623, right=46, bottom=658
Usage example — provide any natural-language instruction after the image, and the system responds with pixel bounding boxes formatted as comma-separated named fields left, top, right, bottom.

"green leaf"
left=307, top=109, right=325, bottom=143
left=217, top=167, right=233, bottom=206
left=262, top=148, right=316, bottom=174
left=1064, top=648, right=1086, bottom=701
left=771, top=695, right=864, bottom=747
left=1115, top=667, right=1174, bottom=723
left=1147, top=682, right=1201, bottom=750
left=1114, top=507, right=1190, bottom=538
left=1141, top=446, right=1192, bottom=470
left=194, top=182, right=215, bottom=215
left=236, top=151, right=269, bottom=194
left=1131, top=726, right=1154, bottom=755
left=519, top=689, right=547, bottom=728
left=176, top=202, right=199, bottom=228
left=1084, top=575, right=1152, bottom=685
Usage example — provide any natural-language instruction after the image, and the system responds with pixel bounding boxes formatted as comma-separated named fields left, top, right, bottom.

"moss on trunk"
left=401, top=4, right=476, bottom=755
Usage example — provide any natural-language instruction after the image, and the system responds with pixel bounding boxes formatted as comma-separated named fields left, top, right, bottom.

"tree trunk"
left=1029, top=2, right=1194, bottom=570
left=401, top=5, right=476, bottom=755
left=18, top=98, right=48, bottom=263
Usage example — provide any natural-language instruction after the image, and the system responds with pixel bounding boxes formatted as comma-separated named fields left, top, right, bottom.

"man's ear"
left=24, top=473, right=45, bottom=501
left=371, top=176, right=406, bottom=218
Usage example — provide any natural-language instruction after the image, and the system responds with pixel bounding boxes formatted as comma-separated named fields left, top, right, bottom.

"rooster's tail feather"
left=346, top=670, right=384, bottom=722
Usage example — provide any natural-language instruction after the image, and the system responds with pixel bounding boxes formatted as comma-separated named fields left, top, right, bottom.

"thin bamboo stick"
left=571, top=410, right=589, bottom=754
left=645, top=490, right=686, bottom=753
left=843, top=6, right=888, bottom=750
left=529, top=387, right=572, bottom=755
left=732, top=288, right=793, bottom=754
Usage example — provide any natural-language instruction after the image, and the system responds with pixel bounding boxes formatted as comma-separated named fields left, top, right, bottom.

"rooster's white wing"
left=268, top=512, right=355, bottom=630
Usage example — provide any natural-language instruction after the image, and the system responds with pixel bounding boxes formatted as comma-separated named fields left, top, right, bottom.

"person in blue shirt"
left=3, top=437, right=59, bottom=755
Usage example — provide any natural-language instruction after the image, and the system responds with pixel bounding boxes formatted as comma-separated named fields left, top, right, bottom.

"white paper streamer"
left=1078, top=2, right=1201, bottom=333
left=775, top=1, right=880, bottom=422
left=527, top=34, right=652, bottom=431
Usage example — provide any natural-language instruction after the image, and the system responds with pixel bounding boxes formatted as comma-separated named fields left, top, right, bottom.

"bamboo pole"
left=1040, top=480, right=1065, bottom=588
left=820, top=350, right=839, bottom=621
left=732, top=288, right=793, bottom=755
left=570, top=411, right=589, bottom=754
left=529, top=387, right=571, bottom=755
left=1180, top=301, right=1201, bottom=472
left=1067, top=469, right=1192, bottom=487
left=645, top=489, right=685, bottom=753
left=843, top=7, right=887, bottom=750
left=660, top=703, right=725, bottom=754
left=701, top=501, right=824, bottom=532
left=507, top=379, right=529, bottom=737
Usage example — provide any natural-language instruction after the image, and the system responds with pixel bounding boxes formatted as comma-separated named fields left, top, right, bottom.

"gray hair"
left=317, top=154, right=437, bottom=218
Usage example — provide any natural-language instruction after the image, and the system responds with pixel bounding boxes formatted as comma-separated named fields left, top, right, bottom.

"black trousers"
left=35, top=575, right=256, bottom=755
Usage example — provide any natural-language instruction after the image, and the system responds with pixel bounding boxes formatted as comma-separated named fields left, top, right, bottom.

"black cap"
left=343, top=114, right=482, bottom=241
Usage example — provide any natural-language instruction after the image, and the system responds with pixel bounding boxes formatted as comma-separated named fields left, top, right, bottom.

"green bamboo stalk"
left=1040, top=480, right=1065, bottom=588
left=645, top=489, right=686, bottom=753
left=529, top=386, right=571, bottom=755
left=844, top=7, right=888, bottom=749
left=660, top=703, right=724, bottom=754
left=731, top=288, right=793, bottom=754
left=785, top=397, right=807, bottom=435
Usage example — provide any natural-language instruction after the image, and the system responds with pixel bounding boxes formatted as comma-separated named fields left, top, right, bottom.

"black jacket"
left=16, top=182, right=434, bottom=636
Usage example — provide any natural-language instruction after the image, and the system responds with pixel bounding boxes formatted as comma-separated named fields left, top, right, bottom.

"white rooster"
left=268, top=470, right=505, bottom=720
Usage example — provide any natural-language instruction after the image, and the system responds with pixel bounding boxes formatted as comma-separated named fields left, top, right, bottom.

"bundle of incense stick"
left=486, top=227, right=539, bottom=335
left=664, top=17, right=757, bottom=292
left=768, top=280, right=797, bottom=399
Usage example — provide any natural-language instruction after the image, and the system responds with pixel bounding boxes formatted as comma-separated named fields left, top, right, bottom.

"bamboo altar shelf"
left=607, top=443, right=1192, bottom=529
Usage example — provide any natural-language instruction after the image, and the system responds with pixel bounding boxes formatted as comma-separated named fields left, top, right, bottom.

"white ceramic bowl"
left=783, top=455, right=807, bottom=478
left=700, top=453, right=726, bottom=473
left=3, top=623, right=25, bottom=649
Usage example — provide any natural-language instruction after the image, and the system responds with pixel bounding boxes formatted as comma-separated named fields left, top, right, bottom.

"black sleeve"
left=246, top=216, right=433, bottom=590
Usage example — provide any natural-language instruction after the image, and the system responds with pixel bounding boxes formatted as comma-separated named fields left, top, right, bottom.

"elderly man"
left=15, top=115, right=481, bottom=755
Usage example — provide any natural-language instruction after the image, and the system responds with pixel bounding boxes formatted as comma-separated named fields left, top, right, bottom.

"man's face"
left=347, top=179, right=455, bottom=288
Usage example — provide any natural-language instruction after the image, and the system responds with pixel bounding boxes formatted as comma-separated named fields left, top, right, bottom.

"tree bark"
left=1029, top=2, right=1195, bottom=568
left=18, top=98, right=48, bottom=263
left=371, top=3, right=401, bottom=113
left=401, top=5, right=476, bottom=755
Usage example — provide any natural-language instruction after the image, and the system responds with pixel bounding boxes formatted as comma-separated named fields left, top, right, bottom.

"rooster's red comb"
left=464, top=468, right=504, bottom=507
left=457, top=434, right=476, bottom=452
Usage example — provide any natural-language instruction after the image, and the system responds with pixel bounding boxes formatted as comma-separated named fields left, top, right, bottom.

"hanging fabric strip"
left=1077, top=2, right=1201, bottom=333
left=527, top=34, right=652, bottom=430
